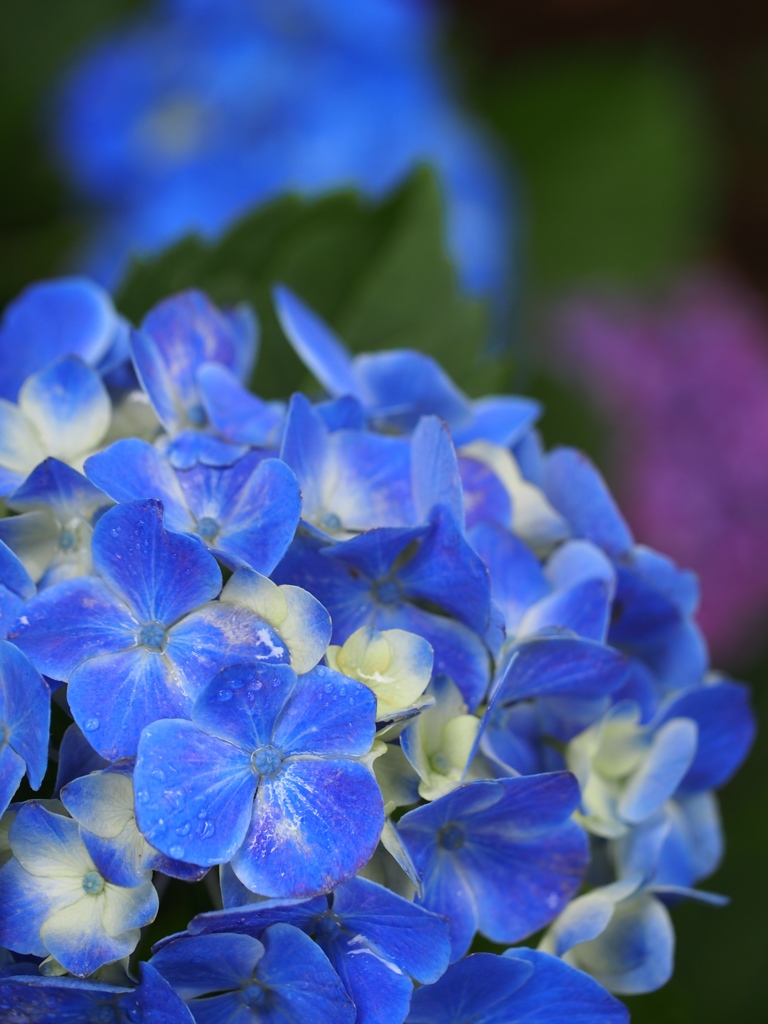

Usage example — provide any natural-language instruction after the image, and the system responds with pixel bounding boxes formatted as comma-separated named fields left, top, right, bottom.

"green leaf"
left=117, top=169, right=509, bottom=400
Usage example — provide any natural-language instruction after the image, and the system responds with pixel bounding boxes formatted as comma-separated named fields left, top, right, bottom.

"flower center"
left=138, top=621, right=167, bottom=651
left=241, top=982, right=267, bottom=1009
left=59, top=527, right=79, bottom=552
left=82, top=870, right=105, bottom=895
left=186, top=402, right=207, bottom=427
left=195, top=516, right=220, bottom=541
left=251, top=745, right=283, bottom=777
left=375, top=580, right=400, bottom=605
left=438, top=823, right=465, bottom=851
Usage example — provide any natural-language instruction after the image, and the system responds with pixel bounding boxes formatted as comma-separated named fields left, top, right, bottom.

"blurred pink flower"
left=554, top=270, right=768, bottom=663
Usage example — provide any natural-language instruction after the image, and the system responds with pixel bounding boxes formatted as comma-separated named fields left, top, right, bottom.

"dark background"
left=1, top=2, right=766, bottom=1020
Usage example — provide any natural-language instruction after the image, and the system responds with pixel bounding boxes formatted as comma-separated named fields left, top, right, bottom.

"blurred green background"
left=1, top=1, right=766, bottom=1020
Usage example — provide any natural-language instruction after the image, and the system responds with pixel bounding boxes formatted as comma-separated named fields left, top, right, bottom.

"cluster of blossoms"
left=553, top=271, right=768, bottom=663
left=0, top=275, right=754, bottom=1022
left=55, top=0, right=511, bottom=303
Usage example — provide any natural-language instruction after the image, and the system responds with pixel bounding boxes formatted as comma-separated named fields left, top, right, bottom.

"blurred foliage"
left=463, top=46, right=717, bottom=294
left=118, top=169, right=510, bottom=400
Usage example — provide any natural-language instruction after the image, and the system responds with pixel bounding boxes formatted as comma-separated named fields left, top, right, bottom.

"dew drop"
left=176, top=822, right=191, bottom=836
left=217, top=687, right=233, bottom=701
left=169, top=845, right=185, bottom=859
left=83, top=717, right=99, bottom=732
left=197, top=807, right=208, bottom=819
left=324, top=683, right=333, bottom=693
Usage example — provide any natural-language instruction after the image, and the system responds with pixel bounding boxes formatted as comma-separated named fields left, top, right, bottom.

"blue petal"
left=135, top=718, right=255, bottom=866
left=251, top=922, right=355, bottom=1024
left=618, top=718, right=698, bottom=823
left=198, top=362, right=284, bottom=447
left=0, top=744, right=26, bottom=818
left=410, top=417, right=464, bottom=528
left=150, top=932, right=262, bottom=997
left=315, top=395, right=366, bottom=432
left=460, top=461, right=513, bottom=531
left=165, top=602, right=290, bottom=698
left=8, top=458, right=109, bottom=523
left=0, top=277, right=118, bottom=402
left=315, top=919, right=414, bottom=1024
left=501, top=947, right=630, bottom=1023
left=544, top=448, right=633, bottom=559
left=0, top=639, right=50, bottom=788
left=0, top=976, right=134, bottom=1024
left=492, top=636, right=630, bottom=705
left=18, top=357, right=110, bottom=461
left=327, top=430, right=414, bottom=531
left=192, top=662, right=297, bottom=752
left=189, top=894, right=328, bottom=936
left=279, top=393, right=330, bottom=521
left=163, top=430, right=249, bottom=471
left=68, top=647, right=194, bottom=761
left=332, top=876, right=451, bottom=983
left=272, top=666, right=376, bottom=757
left=0, top=511, right=59, bottom=587
left=452, top=395, right=541, bottom=447
left=405, top=953, right=533, bottom=1024
left=324, top=524, right=429, bottom=583
left=135, top=961, right=198, bottom=1024
left=274, top=285, right=358, bottom=398
left=91, top=499, right=222, bottom=624
left=85, top=440, right=192, bottom=534
left=0, top=856, right=63, bottom=956
left=0, top=537, right=35, bottom=601
left=178, top=455, right=301, bottom=574
left=9, top=576, right=137, bottom=681
left=396, top=507, right=490, bottom=634
left=54, top=725, right=109, bottom=796
left=658, top=681, right=756, bottom=792
left=353, top=350, right=470, bottom=430
left=231, top=758, right=384, bottom=897
left=566, top=893, right=674, bottom=995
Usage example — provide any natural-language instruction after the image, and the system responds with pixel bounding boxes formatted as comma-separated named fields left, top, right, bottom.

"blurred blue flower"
left=55, top=1, right=513, bottom=306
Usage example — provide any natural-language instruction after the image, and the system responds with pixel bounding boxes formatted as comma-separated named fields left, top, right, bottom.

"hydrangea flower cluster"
left=54, top=0, right=511, bottom=303
left=0, top=275, right=754, bottom=1022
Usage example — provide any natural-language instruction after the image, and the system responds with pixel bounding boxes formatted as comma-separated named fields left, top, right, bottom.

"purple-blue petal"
left=135, top=718, right=255, bottom=866
left=0, top=639, right=50, bottom=788
left=91, top=499, right=222, bottom=624
left=272, top=666, right=376, bottom=758
left=192, top=662, right=297, bottom=752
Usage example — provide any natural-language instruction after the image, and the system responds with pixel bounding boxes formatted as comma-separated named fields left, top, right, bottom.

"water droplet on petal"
left=169, top=845, right=185, bottom=859
left=83, top=717, right=99, bottom=732
left=176, top=822, right=191, bottom=836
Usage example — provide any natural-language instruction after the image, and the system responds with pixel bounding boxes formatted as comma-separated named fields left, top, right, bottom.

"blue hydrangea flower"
left=133, top=660, right=383, bottom=896
left=187, top=875, right=452, bottom=1024
left=0, top=961, right=194, bottom=1024
left=0, top=277, right=126, bottom=403
left=0, top=357, right=111, bottom=497
left=149, top=925, right=355, bottom=1023
left=85, top=440, right=300, bottom=573
left=10, top=499, right=290, bottom=760
left=274, top=506, right=492, bottom=710
left=398, top=772, right=589, bottom=961
left=0, top=641, right=50, bottom=818
left=129, top=290, right=258, bottom=468
left=0, top=802, right=158, bottom=977
left=404, top=949, right=628, bottom=1024
left=0, top=459, right=110, bottom=588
